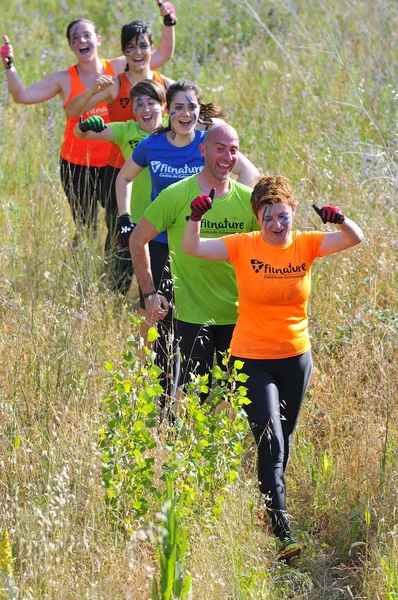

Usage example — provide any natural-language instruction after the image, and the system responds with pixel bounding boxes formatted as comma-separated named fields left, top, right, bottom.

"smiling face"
left=257, top=202, right=295, bottom=246
left=124, top=34, right=154, bottom=73
left=68, top=21, right=101, bottom=62
left=132, top=93, right=164, bottom=132
left=167, top=91, right=200, bottom=137
left=201, top=125, right=240, bottom=181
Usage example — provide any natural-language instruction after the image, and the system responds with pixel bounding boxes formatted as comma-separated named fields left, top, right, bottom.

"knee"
left=256, top=425, right=284, bottom=464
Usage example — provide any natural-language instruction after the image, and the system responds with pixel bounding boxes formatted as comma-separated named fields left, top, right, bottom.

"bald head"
left=200, top=123, right=240, bottom=181
left=204, top=123, right=239, bottom=149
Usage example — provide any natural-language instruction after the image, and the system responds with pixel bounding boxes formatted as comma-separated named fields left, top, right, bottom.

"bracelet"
left=5, top=63, right=13, bottom=70
left=143, top=290, right=157, bottom=299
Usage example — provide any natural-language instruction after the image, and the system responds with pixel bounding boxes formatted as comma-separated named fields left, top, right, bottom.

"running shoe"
left=277, top=535, right=302, bottom=561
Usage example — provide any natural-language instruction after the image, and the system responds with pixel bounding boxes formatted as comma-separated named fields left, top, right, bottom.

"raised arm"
left=66, top=75, right=115, bottom=117
left=130, top=217, right=170, bottom=320
left=2, top=36, right=64, bottom=104
left=150, top=2, right=176, bottom=68
left=313, top=205, right=364, bottom=256
left=181, top=192, right=230, bottom=260
left=232, top=152, right=261, bottom=188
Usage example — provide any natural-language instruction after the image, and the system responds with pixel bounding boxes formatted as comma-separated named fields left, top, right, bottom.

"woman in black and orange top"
left=66, top=20, right=174, bottom=253
left=182, top=175, right=364, bottom=560
left=1, top=9, right=175, bottom=242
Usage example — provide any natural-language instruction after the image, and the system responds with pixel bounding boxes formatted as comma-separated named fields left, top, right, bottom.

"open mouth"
left=78, top=46, right=90, bottom=55
left=217, top=162, right=231, bottom=173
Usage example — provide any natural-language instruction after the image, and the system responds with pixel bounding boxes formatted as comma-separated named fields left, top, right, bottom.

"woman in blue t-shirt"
left=115, top=80, right=259, bottom=405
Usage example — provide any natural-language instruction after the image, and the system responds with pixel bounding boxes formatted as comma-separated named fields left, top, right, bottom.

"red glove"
left=157, top=1, right=177, bottom=26
left=1, top=36, right=13, bottom=69
left=190, top=188, right=215, bottom=221
left=313, top=204, right=345, bottom=225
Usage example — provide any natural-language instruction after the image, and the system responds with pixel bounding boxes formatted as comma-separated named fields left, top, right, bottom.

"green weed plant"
left=100, top=324, right=250, bottom=534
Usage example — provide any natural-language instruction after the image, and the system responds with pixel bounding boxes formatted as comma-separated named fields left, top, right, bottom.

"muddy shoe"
left=277, top=535, right=302, bottom=561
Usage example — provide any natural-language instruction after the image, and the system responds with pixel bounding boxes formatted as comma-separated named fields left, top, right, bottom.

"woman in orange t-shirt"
left=182, top=175, right=364, bottom=560
left=1, top=9, right=174, bottom=242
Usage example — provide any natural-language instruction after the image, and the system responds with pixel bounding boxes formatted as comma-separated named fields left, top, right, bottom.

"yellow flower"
left=0, top=532, right=13, bottom=576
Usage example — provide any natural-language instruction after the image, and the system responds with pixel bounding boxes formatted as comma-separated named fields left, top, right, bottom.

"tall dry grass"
left=0, top=0, right=397, bottom=598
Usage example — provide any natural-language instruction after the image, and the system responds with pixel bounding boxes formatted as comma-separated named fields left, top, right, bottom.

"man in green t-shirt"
left=130, top=123, right=260, bottom=401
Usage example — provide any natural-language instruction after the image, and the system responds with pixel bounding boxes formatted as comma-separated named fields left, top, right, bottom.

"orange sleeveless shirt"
left=60, top=59, right=116, bottom=167
left=107, top=70, right=166, bottom=169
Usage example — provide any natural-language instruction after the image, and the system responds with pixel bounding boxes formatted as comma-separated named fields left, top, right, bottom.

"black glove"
left=158, top=1, right=177, bottom=26
left=78, top=115, right=107, bottom=133
left=118, top=213, right=135, bottom=247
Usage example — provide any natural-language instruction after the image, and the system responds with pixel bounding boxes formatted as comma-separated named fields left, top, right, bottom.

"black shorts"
left=59, top=158, right=106, bottom=229
left=174, top=319, right=235, bottom=402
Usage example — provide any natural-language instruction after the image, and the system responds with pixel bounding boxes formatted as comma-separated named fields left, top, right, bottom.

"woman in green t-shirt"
left=74, top=78, right=167, bottom=295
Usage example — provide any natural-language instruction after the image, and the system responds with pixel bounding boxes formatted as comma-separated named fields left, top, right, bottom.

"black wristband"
left=5, top=63, right=13, bottom=70
left=143, top=290, right=157, bottom=299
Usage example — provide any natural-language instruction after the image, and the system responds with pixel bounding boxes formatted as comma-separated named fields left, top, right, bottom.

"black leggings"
left=232, top=351, right=313, bottom=538
left=175, top=320, right=235, bottom=403
left=103, top=164, right=120, bottom=255
left=59, top=158, right=106, bottom=232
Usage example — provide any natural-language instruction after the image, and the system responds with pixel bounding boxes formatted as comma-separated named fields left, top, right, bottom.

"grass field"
left=0, top=0, right=397, bottom=598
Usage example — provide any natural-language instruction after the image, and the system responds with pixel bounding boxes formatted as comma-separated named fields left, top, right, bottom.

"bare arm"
left=182, top=219, right=230, bottom=260
left=232, top=152, right=261, bottom=188
left=150, top=16, right=175, bottom=68
left=116, top=158, right=144, bottom=214
left=129, top=217, right=170, bottom=320
left=319, top=217, right=364, bottom=256
left=5, top=67, right=64, bottom=104
left=160, top=74, right=174, bottom=89
left=66, top=75, right=115, bottom=117
left=2, top=36, right=67, bottom=103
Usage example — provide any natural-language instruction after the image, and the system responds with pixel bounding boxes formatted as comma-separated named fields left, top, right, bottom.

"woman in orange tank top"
left=1, top=10, right=175, bottom=243
left=66, top=20, right=175, bottom=255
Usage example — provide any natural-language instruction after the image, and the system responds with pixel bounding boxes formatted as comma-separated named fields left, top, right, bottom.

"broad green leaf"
left=147, top=327, right=159, bottom=342
left=233, top=359, right=245, bottom=370
left=236, top=372, right=249, bottom=382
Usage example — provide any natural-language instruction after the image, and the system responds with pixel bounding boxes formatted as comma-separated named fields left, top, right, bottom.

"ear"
left=291, top=204, right=296, bottom=218
left=199, top=143, right=205, bottom=158
left=97, top=34, right=102, bottom=46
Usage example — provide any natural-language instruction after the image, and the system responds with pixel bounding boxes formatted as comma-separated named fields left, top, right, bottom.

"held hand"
left=313, top=204, right=345, bottom=225
left=1, top=35, right=14, bottom=68
left=145, top=292, right=170, bottom=321
left=157, top=1, right=177, bottom=26
left=190, top=188, right=215, bottom=221
left=78, top=115, right=107, bottom=133
left=117, top=213, right=135, bottom=247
